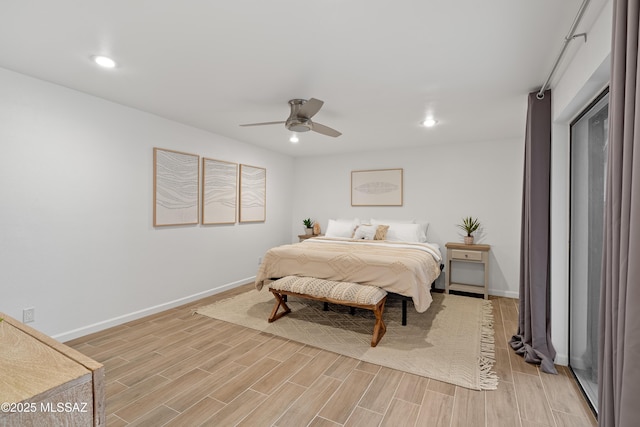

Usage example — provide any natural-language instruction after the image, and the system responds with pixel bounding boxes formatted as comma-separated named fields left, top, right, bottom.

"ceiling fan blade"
left=298, top=98, right=324, bottom=119
left=312, top=122, right=342, bottom=137
left=239, top=121, right=285, bottom=127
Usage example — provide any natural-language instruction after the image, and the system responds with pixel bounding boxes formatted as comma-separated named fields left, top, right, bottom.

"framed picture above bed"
left=351, top=168, right=403, bottom=206
left=239, top=164, right=266, bottom=222
left=153, top=147, right=200, bottom=226
left=202, top=158, right=238, bottom=224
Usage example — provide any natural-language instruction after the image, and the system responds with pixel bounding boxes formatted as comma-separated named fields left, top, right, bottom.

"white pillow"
left=353, top=224, right=377, bottom=240
left=371, top=219, right=429, bottom=242
left=325, top=219, right=358, bottom=238
left=416, top=222, right=429, bottom=241
left=384, top=223, right=427, bottom=243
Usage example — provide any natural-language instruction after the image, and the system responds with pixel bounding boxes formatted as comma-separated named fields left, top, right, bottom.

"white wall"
left=0, top=67, right=294, bottom=341
left=550, top=0, right=612, bottom=365
left=291, top=139, right=524, bottom=297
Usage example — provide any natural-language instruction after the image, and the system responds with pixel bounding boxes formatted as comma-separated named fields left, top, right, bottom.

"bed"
left=255, top=235, right=442, bottom=313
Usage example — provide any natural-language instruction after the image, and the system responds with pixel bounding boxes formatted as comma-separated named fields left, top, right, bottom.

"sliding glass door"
left=569, top=89, right=608, bottom=414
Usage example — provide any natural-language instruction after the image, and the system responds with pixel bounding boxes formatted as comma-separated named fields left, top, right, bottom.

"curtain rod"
left=537, top=0, right=592, bottom=99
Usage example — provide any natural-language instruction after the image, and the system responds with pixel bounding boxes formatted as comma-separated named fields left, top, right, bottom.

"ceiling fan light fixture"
left=289, top=124, right=310, bottom=132
left=290, top=134, right=299, bottom=143
left=287, top=118, right=312, bottom=133
left=91, top=55, right=117, bottom=68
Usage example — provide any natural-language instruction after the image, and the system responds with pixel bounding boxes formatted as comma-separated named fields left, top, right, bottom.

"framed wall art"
left=153, top=147, right=200, bottom=226
left=239, top=164, right=266, bottom=222
left=351, top=168, right=403, bottom=206
left=202, top=158, right=238, bottom=224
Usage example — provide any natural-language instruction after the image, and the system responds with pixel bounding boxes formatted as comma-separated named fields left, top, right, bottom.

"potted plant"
left=302, top=218, right=314, bottom=235
left=457, top=216, right=480, bottom=244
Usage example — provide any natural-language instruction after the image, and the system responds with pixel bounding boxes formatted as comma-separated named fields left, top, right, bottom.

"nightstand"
left=298, top=234, right=323, bottom=242
left=444, top=242, right=490, bottom=299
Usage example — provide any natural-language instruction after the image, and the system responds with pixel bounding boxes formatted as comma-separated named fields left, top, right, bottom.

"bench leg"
left=371, top=297, right=387, bottom=347
left=268, top=291, right=291, bottom=323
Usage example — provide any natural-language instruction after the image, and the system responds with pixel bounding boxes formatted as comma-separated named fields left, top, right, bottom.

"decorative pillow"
left=384, top=223, right=427, bottom=242
left=353, top=224, right=377, bottom=240
left=374, top=225, right=389, bottom=240
left=325, top=219, right=358, bottom=238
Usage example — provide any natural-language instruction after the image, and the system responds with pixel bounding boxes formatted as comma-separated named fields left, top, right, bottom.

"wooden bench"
left=267, top=276, right=388, bottom=347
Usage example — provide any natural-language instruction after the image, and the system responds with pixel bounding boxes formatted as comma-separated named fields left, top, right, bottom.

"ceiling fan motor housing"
left=286, top=99, right=313, bottom=132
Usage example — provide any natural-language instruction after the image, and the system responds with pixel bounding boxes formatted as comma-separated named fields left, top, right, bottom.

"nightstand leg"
left=445, top=260, right=451, bottom=294
left=484, top=254, right=489, bottom=299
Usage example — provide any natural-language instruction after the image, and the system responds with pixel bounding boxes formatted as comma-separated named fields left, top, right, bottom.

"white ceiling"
left=0, top=0, right=606, bottom=157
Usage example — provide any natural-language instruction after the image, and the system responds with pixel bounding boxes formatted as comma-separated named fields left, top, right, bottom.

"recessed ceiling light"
left=91, top=55, right=117, bottom=68
left=421, top=118, right=438, bottom=127
left=289, top=134, right=299, bottom=143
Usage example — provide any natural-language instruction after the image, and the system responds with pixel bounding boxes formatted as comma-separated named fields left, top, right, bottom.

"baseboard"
left=555, top=353, right=569, bottom=366
left=54, top=276, right=256, bottom=343
left=488, top=289, right=519, bottom=299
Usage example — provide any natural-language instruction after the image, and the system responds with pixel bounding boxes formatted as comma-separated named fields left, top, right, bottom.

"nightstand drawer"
left=451, top=249, right=482, bottom=261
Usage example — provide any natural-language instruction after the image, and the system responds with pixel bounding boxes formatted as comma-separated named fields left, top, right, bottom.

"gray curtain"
left=509, top=89, right=558, bottom=375
left=598, top=1, right=640, bottom=425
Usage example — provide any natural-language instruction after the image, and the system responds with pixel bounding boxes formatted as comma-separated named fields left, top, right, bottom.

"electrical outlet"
left=23, top=307, right=35, bottom=323
left=258, top=257, right=262, bottom=265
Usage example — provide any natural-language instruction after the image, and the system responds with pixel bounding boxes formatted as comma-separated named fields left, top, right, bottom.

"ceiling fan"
left=240, top=98, right=342, bottom=137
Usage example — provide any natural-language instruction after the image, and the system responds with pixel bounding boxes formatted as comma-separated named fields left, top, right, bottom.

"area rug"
left=196, top=289, right=497, bottom=390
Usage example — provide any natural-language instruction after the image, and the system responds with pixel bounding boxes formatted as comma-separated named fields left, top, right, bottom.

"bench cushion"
left=269, top=276, right=387, bottom=305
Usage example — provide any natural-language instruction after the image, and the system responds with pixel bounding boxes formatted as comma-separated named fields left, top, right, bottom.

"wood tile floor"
left=66, top=284, right=598, bottom=426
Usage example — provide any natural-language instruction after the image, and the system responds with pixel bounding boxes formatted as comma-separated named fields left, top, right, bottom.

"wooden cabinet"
left=444, top=242, right=490, bottom=299
left=0, top=313, right=105, bottom=426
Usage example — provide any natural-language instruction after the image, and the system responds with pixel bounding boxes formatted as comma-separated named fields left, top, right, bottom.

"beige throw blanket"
left=255, top=237, right=442, bottom=312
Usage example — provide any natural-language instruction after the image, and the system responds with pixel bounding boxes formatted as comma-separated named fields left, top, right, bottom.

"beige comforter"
left=255, top=237, right=442, bottom=312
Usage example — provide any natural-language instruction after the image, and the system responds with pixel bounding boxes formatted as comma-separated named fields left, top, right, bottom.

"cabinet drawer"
left=451, top=249, right=482, bottom=261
